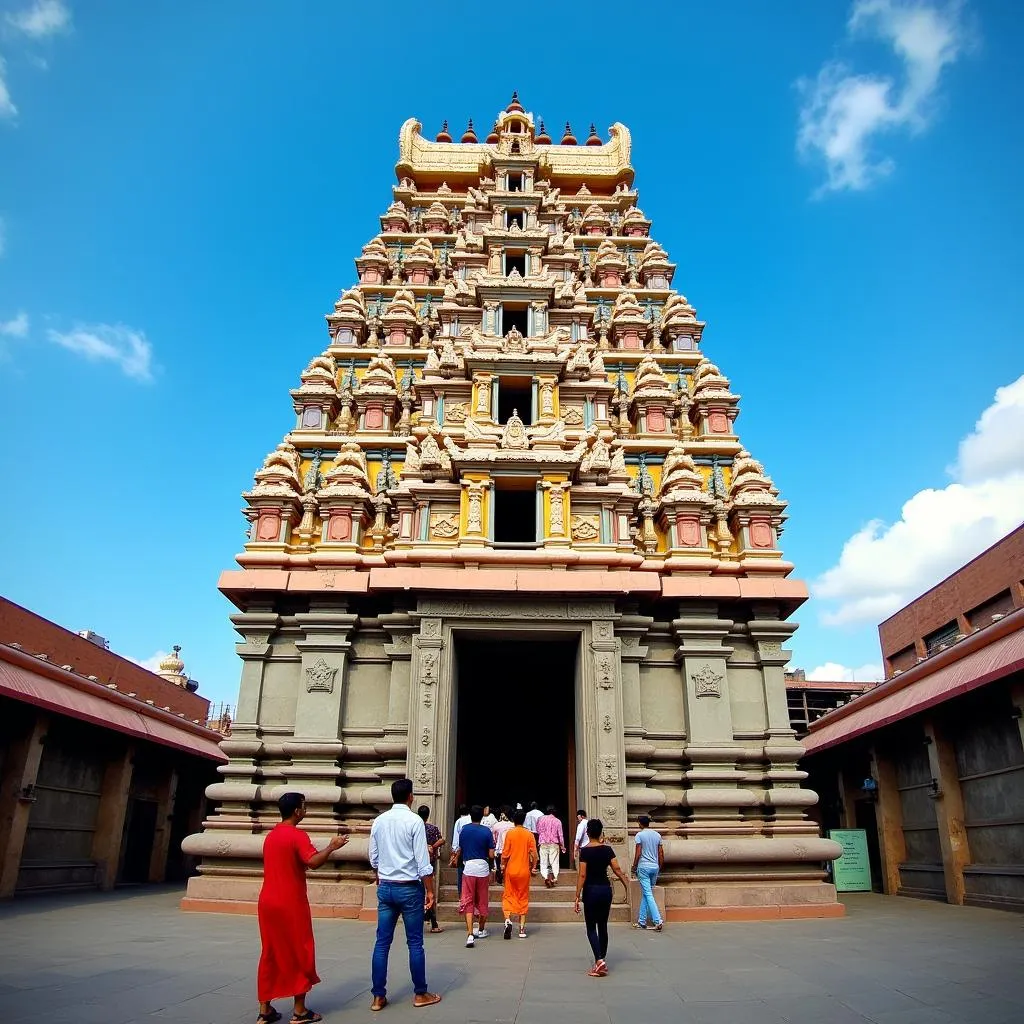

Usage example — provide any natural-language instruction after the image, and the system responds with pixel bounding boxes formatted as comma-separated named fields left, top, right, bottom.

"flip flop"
left=290, top=1012, right=322, bottom=1024
left=429, top=926, right=445, bottom=933
left=413, top=992, right=442, bottom=1008
left=258, top=1012, right=282, bottom=1024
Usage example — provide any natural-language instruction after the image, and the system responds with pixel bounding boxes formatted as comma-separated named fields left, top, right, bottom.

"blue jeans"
left=637, top=865, right=662, bottom=926
left=371, top=881, right=428, bottom=997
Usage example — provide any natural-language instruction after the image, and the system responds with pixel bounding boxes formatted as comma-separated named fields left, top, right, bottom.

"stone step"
left=435, top=901, right=632, bottom=924
left=439, top=883, right=580, bottom=905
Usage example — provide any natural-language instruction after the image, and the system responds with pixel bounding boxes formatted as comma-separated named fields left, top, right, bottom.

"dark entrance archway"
left=453, top=635, right=578, bottom=833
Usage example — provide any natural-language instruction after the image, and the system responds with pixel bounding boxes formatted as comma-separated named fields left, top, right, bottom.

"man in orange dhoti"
left=257, top=792, right=348, bottom=1024
left=500, top=807, right=538, bottom=940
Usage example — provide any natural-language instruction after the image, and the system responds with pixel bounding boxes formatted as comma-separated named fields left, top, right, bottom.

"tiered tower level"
left=184, top=97, right=843, bottom=921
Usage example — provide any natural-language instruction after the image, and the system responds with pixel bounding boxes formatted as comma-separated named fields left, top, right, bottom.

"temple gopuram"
left=183, top=96, right=842, bottom=921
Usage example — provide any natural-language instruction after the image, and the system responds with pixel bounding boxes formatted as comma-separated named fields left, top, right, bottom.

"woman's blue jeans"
left=371, top=881, right=428, bottom=997
left=637, top=865, right=662, bottom=926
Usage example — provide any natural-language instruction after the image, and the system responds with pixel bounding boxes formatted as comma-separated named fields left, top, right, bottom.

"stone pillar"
left=749, top=610, right=816, bottom=827
left=870, top=746, right=906, bottom=895
left=148, top=766, right=179, bottom=882
left=0, top=712, right=47, bottom=898
left=289, top=605, right=359, bottom=825
left=91, top=742, right=135, bottom=891
left=380, top=611, right=416, bottom=787
left=586, top=619, right=628, bottom=857
left=923, top=716, right=971, bottom=905
left=838, top=768, right=860, bottom=829
left=409, top=616, right=446, bottom=809
left=1010, top=680, right=1024, bottom=751
left=206, top=611, right=279, bottom=819
left=673, top=604, right=741, bottom=821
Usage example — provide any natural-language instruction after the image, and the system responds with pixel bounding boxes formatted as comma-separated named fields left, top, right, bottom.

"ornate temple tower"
left=183, top=96, right=842, bottom=920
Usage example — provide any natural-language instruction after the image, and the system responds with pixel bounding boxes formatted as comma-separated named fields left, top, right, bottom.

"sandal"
left=290, top=1012, right=322, bottom=1024
left=429, top=926, right=445, bottom=933
left=587, top=966, right=603, bottom=977
left=631, top=921, right=647, bottom=929
left=654, top=922, right=663, bottom=932
left=258, top=1013, right=282, bottom=1024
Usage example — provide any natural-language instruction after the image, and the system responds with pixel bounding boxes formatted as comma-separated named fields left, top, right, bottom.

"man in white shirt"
left=572, top=809, right=589, bottom=866
left=449, top=803, right=471, bottom=895
left=368, top=779, right=442, bottom=1011
left=524, top=802, right=543, bottom=852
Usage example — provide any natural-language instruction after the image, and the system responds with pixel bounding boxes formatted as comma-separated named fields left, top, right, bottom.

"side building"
left=802, top=525, right=1024, bottom=911
left=0, top=597, right=225, bottom=897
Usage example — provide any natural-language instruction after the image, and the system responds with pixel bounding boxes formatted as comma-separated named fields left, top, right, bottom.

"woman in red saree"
left=500, top=807, right=538, bottom=939
left=257, top=792, right=347, bottom=1024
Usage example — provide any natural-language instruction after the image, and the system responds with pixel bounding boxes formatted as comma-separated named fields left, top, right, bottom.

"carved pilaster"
left=288, top=606, right=358, bottom=817
left=673, top=603, right=742, bottom=822
left=409, top=615, right=447, bottom=800
left=587, top=618, right=628, bottom=849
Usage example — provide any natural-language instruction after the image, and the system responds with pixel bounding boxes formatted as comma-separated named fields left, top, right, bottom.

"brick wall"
left=0, top=597, right=211, bottom=721
left=878, top=526, right=1024, bottom=663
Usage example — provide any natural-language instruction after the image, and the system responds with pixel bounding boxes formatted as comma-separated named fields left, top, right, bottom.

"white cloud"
left=47, top=323, right=155, bottom=382
left=131, top=650, right=170, bottom=673
left=954, top=376, right=1024, bottom=484
left=807, top=662, right=884, bottom=682
left=797, top=0, right=967, bottom=194
left=0, top=57, right=17, bottom=120
left=6, top=1, right=71, bottom=38
left=0, top=311, right=29, bottom=336
left=814, top=374, right=1024, bottom=626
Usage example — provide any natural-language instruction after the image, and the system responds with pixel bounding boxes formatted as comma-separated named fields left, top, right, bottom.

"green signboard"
left=829, top=829, right=872, bottom=892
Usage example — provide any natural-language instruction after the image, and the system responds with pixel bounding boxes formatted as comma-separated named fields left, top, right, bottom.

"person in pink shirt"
left=536, top=805, right=566, bottom=888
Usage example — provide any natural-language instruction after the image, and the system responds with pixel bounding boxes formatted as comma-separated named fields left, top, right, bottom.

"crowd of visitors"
left=252, top=785, right=665, bottom=1019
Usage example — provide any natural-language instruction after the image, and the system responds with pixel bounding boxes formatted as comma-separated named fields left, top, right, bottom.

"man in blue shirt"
left=455, top=805, right=495, bottom=948
left=630, top=814, right=664, bottom=930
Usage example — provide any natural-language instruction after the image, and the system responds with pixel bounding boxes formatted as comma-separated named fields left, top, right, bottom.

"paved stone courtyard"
left=0, top=888, right=1022, bottom=1024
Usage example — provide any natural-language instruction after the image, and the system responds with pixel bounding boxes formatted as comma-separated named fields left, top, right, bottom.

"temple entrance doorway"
left=453, top=634, right=578, bottom=855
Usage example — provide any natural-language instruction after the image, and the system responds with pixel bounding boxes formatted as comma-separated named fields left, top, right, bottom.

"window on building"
left=888, top=645, right=918, bottom=674
left=507, top=173, right=523, bottom=192
left=506, top=209, right=525, bottom=230
left=497, top=376, right=533, bottom=425
left=967, top=590, right=1015, bottom=629
left=504, top=252, right=527, bottom=277
left=492, top=479, right=537, bottom=546
left=924, top=621, right=960, bottom=656
left=500, top=304, right=529, bottom=338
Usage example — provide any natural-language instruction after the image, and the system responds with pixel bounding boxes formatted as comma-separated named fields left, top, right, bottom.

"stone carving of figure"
left=500, top=410, right=530, bottom=450
left=549, top=484, right=565, bottom=535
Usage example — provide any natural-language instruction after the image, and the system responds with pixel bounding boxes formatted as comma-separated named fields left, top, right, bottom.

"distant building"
left=785, top=668, right=876, bottom=737
left=802, top=524, right=1024, bottom=911
left=0, top=597, right=225, bottom=898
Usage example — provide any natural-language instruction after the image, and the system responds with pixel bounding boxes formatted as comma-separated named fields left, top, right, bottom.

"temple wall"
left=183, top=593, right=841, bottom=920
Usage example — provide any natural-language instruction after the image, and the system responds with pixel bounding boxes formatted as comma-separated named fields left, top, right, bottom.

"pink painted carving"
left=677, top=517, right=701, bottom=547
left=620, top=331, right=641, bottom=349
left=387, top=329, right=407, bottom=345
left=328, top=512, right=352, bottom=542
left=647, top=408, right=667, bottom=432
left=709, top=410, right=729, bottom=433
left=750, top=520, right=773, bottom=548
left=256, top=513, right=280, bottom=542
left=365, top=406, right=384, bottom=429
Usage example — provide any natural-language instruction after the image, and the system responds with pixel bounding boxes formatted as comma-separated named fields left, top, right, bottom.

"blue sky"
left=1, top=1, right=1022, bottom=704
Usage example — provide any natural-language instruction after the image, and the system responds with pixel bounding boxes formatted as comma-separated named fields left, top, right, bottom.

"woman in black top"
left=573, top=818, right=630, bottom=976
